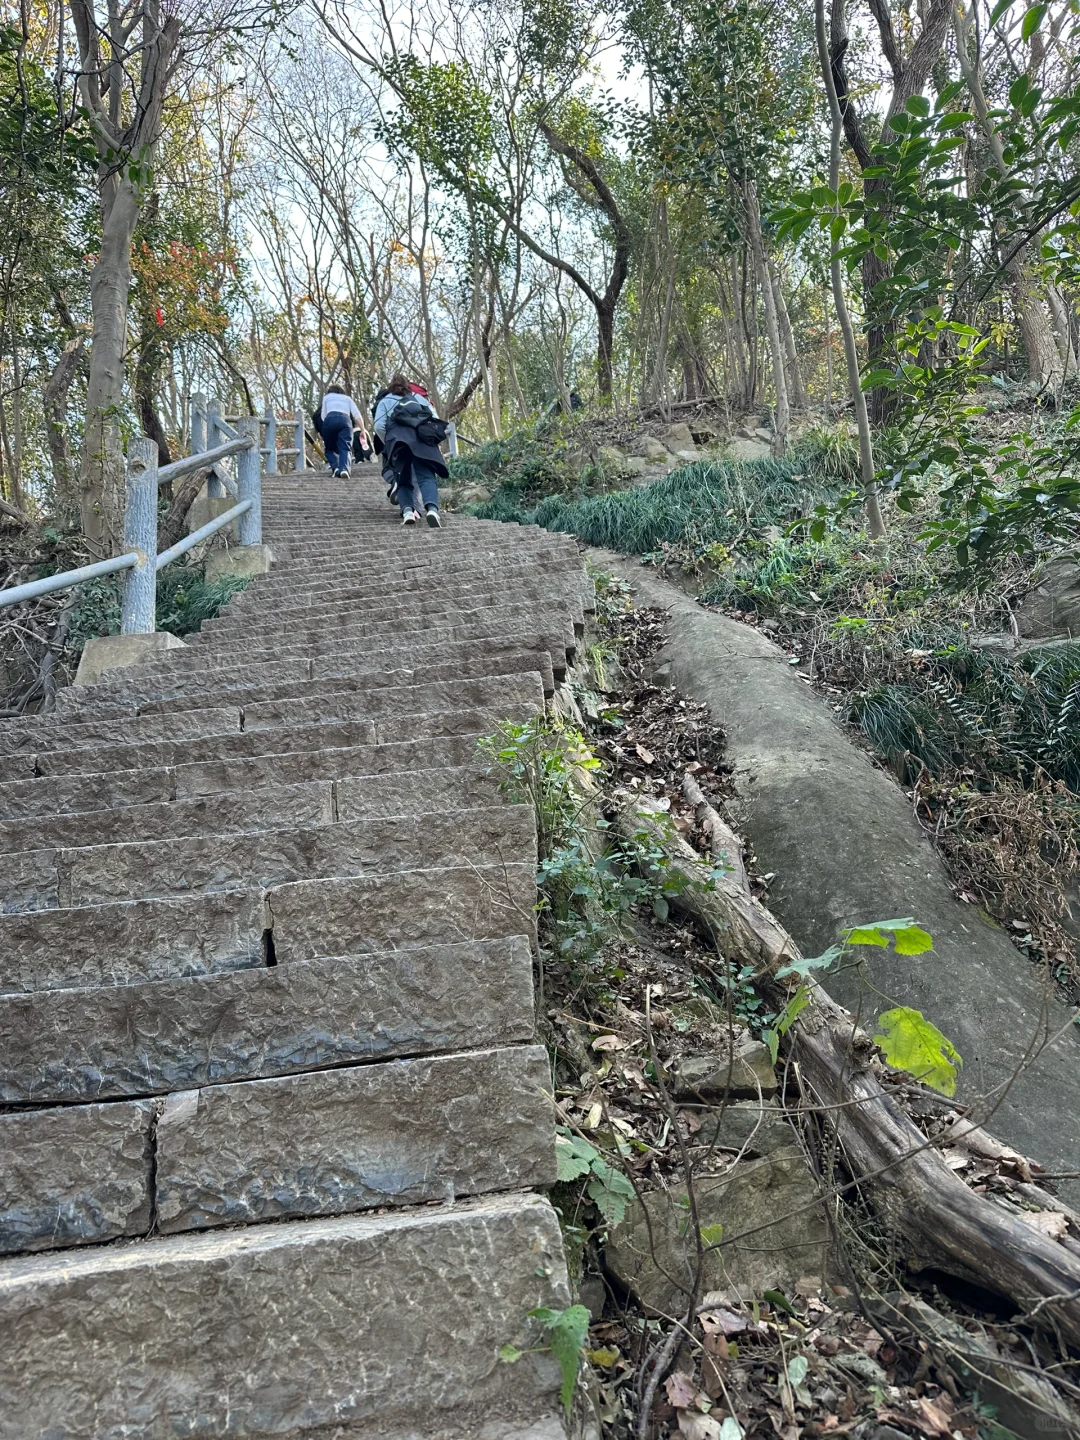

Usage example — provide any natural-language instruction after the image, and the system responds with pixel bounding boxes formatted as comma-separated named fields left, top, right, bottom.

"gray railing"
left=0, top=395, right=305, bottom=627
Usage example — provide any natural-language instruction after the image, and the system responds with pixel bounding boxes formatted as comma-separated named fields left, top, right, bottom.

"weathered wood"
left=617, top=789, right=1080, bottom=1347
left=682, top=772, right=749, bottom=896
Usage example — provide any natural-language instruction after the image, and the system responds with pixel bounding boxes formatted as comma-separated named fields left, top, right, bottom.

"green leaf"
left=763, top=1289, right=797, bottom=1315
left=763, top=1027, right=779, bottom=1066
left=846, top=926, right=891, bottom=947
left=653, top=895, right=669, bottom=921
left=1009, top=75, right=1032, bottom=109
left=499, top=1343, right=523, bottom=1364
left=787, top=1355, right=809, bottom=1387
left=989, top=0, right=1013, bottom=25
left=905, top=94, right=930, bottom=117
left=700, top=1223, right=724, bottom=1247
left=893, top=925, right=934, bottom=955
left=555, top=1133, right=595, bottom=1183
left=530, top=1304, right=590, bottom=1415
left=873, top=1006, right=962, bottom=1096
left=1021, top=3, right=1046, bottom=39
left=586, top=1165, right=635, bottom=1226
left=776, top=943, right=843, bottom=979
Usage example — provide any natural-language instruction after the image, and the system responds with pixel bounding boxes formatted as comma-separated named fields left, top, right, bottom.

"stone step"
left=197, top=577, right=592, bottom=642
left=0, top=704, right=241, bottom=758
left=0, top=1194, right=567, bottom=1437
left=0, top=1100, right=154, bottom=1255
left=0, top=801, right=533, bottom=913
left=1, top=1046, right=552, bottom=1255
left=134, top=599, right=580, bottom=667
left=3, top=673, right=541, bottom=783
left=56, top=644, right=556, bottom=720
left=235, top=550, right=583, bottom=603
left=0, top=765, right=499, bottom=854
left=0, top=934, right=534, bottom=1103
left=0, top=731, right=484, bottom=821
left=1, top=859, right=534, bottom=992
left=154, top=1043, right=554, bottom=1232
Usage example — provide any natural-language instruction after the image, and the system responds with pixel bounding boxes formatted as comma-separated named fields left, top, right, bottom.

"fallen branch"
left=616, top=788, right=1080, bottom=1349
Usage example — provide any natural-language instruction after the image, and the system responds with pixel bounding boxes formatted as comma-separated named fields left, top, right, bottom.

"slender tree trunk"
left=79, top=176, right=139, bottom=548
left=771, top=260, right=808, bottom=408
left=43, top=337, right=84, bottom=524
left=744, top=180, right=790, bottom=456
left=816, top=0, right=886, bottom=539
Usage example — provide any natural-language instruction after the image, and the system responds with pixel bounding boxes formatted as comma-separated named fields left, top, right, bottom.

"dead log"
left=616, top=788, right=1080, bottom=1348
left=682, top=772, right=749, bottom=895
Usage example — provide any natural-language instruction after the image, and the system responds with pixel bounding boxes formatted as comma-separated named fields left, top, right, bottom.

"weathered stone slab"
left=605, top=1150, right=828, bottom=1311
left=37, top=804, right=533, bottom=909
left=33, top=716, right=378, bottom=778
left=690, top=1102, right=797, bottom=1158
left=0, top=889, right=263, bottom=993
left=0, top=764, right=178, bottom=822
left=240, top=672, right=543, bottom=732
left=0, top=705, right=240, bottom=757
left=268, top=862, right=537, bottom=960
left=154, top=1046, right=554, bottom=1232
left=0, top=1100, right=153, bottom=1255
left=0, top=1195, right=568, bottom=1438
left=334, top=767, right=501, bottom=820
left=0, top=780, right=334, bottom=855
left=173, top=733, right=479, bottom=799
left=0, top=937, right=535, bottom=1103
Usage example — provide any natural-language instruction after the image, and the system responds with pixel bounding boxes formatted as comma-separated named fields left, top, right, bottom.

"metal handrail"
left=155, top=499, right=252, bottom=570
left=0, top=387, right=307, bottom=622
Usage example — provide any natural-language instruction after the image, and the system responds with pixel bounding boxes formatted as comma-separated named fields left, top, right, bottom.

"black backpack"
left=391, top=398, right=450, bottom=447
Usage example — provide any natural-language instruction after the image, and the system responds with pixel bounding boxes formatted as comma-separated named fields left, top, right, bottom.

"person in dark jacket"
left=373, top=374, right=448, bottom=528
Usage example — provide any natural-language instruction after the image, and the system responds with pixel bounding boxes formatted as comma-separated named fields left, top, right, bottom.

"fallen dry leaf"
left=918, top=1397, right=953, bottom=1436
left=666, top=1372, right=700, bottom=1410
left=678, top=1412, right=722, bottom=1440
left=700, top=1308, right=749, bottom=1338
left=1017, top=1209, right=1068, bottom=1240
left=635, top=743, right=656, bottom=765
left=592, top=1034, right=628, bottom=1052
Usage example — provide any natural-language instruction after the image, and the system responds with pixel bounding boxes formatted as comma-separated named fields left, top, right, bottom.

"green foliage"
left=527, top=1304, right=591, bottom=1415
left=762, top=984, right=810, bottom=1065
left=470, top=456, right=832, bottom=555
left=555, top=1129, right=636, bottom=1226
left=873, top=1007, right=963, bottom=1097
left=778, top=916, right=933, bottom=981
left=65, top=564, right=251, bottom=658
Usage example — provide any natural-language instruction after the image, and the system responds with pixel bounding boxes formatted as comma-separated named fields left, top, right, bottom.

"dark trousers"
left=323, top=412, right=352, bottom=473
left=392, top=448, right=439, bottom=514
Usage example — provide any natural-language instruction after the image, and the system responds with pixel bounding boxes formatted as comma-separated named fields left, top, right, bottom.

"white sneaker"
left=401, top=509, right=418, bottom=526
left=425, top=507, right=441, bottom=528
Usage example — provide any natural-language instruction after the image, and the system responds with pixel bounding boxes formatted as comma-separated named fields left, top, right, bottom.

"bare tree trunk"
left=43, top=337, right=84, bottom=523
left=771, top=261, right=808, bottom=408
left=744, top=180, right=790, bottom=456
left=816, top=0, right=886, bottom=539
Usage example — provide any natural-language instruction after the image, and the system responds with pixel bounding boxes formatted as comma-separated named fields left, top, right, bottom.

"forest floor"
left=519, top=581, right=1080, bottom=1440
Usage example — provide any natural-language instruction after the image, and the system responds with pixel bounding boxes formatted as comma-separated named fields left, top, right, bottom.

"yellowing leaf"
left=586, top=1346, right=620, bottom=1367
left=874, top=1006, right=962, bottom=1096
left=700, top=1223, right=724, bottom=1247
left=892, top=924, right=933, bottom=955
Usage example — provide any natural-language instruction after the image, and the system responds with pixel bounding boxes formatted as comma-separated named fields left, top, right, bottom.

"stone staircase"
left=0, top=471, right=590, bottom=1439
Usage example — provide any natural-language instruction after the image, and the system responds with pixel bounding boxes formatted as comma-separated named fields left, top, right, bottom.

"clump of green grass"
left=67, top=562, right=251, bottom=657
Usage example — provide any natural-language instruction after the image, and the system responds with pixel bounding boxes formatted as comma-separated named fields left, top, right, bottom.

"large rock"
left=1015, top=557, right=1080, bottom=638
left=0, top=1195, right=569, bottom=1437
left=691, top=1102, right=795, bottom=1157
left=661, top=422, right=699, bottom=458
left=671, top=1040, right=778, bottom=1100
left=605, top=1150, right=828, bottom=1311
left=636, top=436, right=673, bottom=463
left=727, top=437, right=772, bottom=462
left=0, top=1101, right=153, bottom=1255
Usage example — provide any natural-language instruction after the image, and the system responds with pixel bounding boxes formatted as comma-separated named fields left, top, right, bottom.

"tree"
left=70, top=0, right=180, bottom=548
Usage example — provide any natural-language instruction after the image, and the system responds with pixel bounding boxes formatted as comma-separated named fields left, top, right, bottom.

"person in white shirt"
left=320, top=386, right=362, bottom=478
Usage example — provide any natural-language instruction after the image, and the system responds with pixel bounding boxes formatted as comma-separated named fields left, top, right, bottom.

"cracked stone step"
left=0, top=765, right=500, bottom=854
left=232, top=557, right=586, bottom=608
left=0, top=860, right=534, bottom=992
left=0, top=801, right=534, bottom=912
left=0, top=1101, right=154, bottom=1256
left=0, top=731, right=484, bottom=821
left=0, top=1047, right=552, bottom=1255
left=154, top=1044, right=554, bottom=1233
left=0, top=1194, right=568, bottom=1438
left=0, top=934, right=534, bottom=1103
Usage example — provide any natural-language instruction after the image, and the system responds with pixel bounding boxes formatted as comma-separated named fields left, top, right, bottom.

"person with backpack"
left=373, top=374, right=449, bottom=527
left=319, top=385, right=363, bottom=478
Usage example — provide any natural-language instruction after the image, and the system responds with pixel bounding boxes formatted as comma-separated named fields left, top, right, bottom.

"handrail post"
left=191, top=393, right=207, bottom=456
left=264, top=408, right=278, bottom=474
left=447, top=420, right=458, bottom=459
left=294, top=407, right=306, bottom=471
left=205, top=398, right=225, bottom=499
left=120, top=437, right=158, bottom=635
left=236, top=417, right=262, bottom=545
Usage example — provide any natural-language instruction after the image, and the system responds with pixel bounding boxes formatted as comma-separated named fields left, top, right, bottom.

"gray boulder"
left=1016, top=557, right=1080, bottom=638
left=605, top=1149, right=828, bottom=1311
